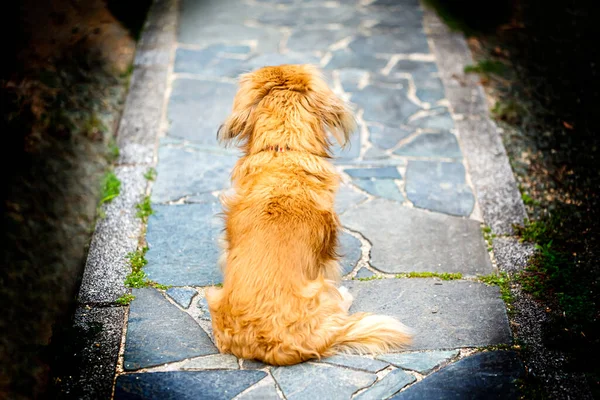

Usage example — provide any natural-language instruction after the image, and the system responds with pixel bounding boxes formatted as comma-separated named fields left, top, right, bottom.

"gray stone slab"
left=335, top=183, right=367, bottom=215
left=78, top=166, right=146, bottom=304
left=324, top=49, right=389, bottom=71
left=166, top=287, right=197, bottom=309
left=245, top=52, right=321, bottom=71
left=236, top=376, right=280, bottom=399
left=415, top=77, right=446, bottom=104
left=368, top=124, right=413, bottom=150
left=258, top=5, right=357, bottom=27
left=338, top=69, right=369, bottom=93
left=355, top=267, right=375, bottom=279
left=287, top=29, right=353, bottom=53
left=167, top=79, right=237, bottom=145
left=390, top=60, right=438, bottom=79
left=405, top=160, right=475, bottom=217
left=345, top=167, right=401, bottom=179
left=197, top=297, right=212, bottom=321
left=145, top=203, right=223, bottom=287
left=355, top=369, right=416, bottom=400
left=351, top=85, right=421, bottom=126
left=152, top=144, right=237, bottom=203
left=377, top=350, right=458, bottom=374
left=340, top=232, right=362, bottom=276
left=272, top=363, right=376, bottom=400
left=320, top=354, right=389, bottom=373
left=181, top=354, right=239, bottom=370
left=346, top=279, right=512, bottom=350
left=408, top=110, right=454, bottom=130
left=174, top=47, right=250, bottom=78
left=117, top=68, right=168, bottom=165
left=394, top=132, right=462, bottom=159
left=353, top=180, right=405, bottom=203
left=391, top=351, right=524, bottom=399
left=349, top=32, right=430, bottom=55
left=123, top=288, right=218, bottom=370
left=56, top=306, right=125, bottom=399
left=362, top=146, right=390, bottom=160
left=242, top=359, right=269, bottom=370
left=332, top=129, right=361, bottom=162
left=342, top=198, right=492, bottom=275
left=115, top=370, right=267, bottom=400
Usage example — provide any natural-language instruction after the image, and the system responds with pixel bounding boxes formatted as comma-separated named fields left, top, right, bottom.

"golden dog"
left=206, top=64, right=412, bottom=365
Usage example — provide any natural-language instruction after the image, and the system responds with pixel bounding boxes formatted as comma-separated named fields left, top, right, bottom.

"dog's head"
left=217, top=64, right=356, bottom=155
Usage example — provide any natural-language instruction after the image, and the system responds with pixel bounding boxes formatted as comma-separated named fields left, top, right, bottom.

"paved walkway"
left=109, top=0, right=524, bottom=398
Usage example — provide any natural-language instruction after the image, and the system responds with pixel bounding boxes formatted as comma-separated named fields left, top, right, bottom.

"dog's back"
left=207, top=65, right=412, bottom=365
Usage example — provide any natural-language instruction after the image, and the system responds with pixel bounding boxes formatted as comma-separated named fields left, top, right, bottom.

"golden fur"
left=207, top=64, right=412, bottom=365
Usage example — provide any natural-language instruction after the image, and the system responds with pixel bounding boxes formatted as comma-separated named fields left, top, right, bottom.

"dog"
left=206, top=64, right=412, bottom=366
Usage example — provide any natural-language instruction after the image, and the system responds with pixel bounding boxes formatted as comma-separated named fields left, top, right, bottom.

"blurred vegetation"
left=425, top=0, right=599, bottom=397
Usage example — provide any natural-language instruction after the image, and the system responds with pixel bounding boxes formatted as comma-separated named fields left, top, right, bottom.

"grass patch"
left=479, top=272, right=513, bottom=306
left=144, top=168, right=156, bottom=181
left=482, top=225, right=497, bottom=252
left=354, top=275, right=384, bottom=282
left=108, top=140, right=120, bottom=162
left=99, top=171, right=121, bottom=205
left=464, top=60, right=507, bottom=75
left=491, top=100, right=526, bottom=125
left=123, top=247, right=170, bottom=291
left=116, top=293, right=135, bottom=305
left=396, top=272, right=463, bottom=280
left=136, top=196, right=154, bottom=221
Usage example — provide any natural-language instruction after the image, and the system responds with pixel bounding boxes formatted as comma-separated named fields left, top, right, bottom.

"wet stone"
left=346, top=279, right=512, bottom=350
left=405, top=160, right=475, bottom=217
left=320, top=354, right=389, bottom=373
left=151, top=144, right=237, bottom=203
left=167, top=79, right=237, bottom=145
left=181, top=354, right=239, bottom=370
left=287, top=29, right=353, bottom=53
left=114, top=370, right=267, bottom=400
left=368, top=124, right=413, bottom=150
left=391, top=351, right=524, bottom=399
left=166, top=287, right=197, bottom=309
left=342, top=198, right=492, bottom=275
left=355, top=267, right=375, bottom=279
left=145, top=204, right=223, bottom=287
left=197, top=297, right=212, bottom=321
left=408, top=110, right=454, bottom=131
left=272, top=363, right=376, bottom=400
left=352, top=85, right=421, bottom=126
left=377, top=350, right=459, bottom=374
left=393, top=132, right=462, bottom=159
left=355, top=369, right=416, bottom=400
left=324, top=49, right=389, bottom=71
left=123, top=288, right=218, bottom=370
left=345, top=167, right=401, bottom=179
left=174, top=46, right=250, bottom=77
left=349, top=32, right=430, bottom=55
left=338, top=69, right=369, bottom=93
left=340, top=232, right=362, bottom=276
left=353, top=179, right=405, bottom=203
left=335, top=183, right=368, bottom=215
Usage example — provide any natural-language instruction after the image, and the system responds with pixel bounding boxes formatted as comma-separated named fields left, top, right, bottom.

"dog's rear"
left=207, top=64, right=412, bottom=365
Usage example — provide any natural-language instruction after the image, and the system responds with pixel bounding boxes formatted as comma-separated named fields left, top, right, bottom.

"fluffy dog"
left=206, top=64, right=412, bottom=365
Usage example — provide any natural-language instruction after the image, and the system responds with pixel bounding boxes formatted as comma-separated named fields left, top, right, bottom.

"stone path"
left=109, top=0, right=525, bottom=398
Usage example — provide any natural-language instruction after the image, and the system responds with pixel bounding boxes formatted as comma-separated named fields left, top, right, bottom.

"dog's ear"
left=302, top=66, right=356, bottom=147
left=217, top=74, right=267, bottom=145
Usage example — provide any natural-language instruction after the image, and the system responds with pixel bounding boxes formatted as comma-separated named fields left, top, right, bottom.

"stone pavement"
left=89, top=0, right=527, bottom=398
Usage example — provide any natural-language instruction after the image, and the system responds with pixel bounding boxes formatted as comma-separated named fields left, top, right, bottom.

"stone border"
left=66, top=0, right=177, bottom=398
left=422, top=9, right=526, bottom=236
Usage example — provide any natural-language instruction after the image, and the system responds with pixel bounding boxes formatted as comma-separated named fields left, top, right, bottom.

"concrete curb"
left=65, top=0, right=177, bottom=398
left=422, top=9, right=527, bottom=236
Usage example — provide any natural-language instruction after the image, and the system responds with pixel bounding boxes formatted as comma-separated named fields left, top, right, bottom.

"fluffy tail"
left=323, top=313, right=413, bottom=357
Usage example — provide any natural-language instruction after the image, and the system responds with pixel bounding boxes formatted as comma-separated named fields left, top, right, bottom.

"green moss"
left=396, top=272, right=463, bottom=280
left=99, top=171, right=121, bottom=205
left=354, top=275, right=384, bottom=282
left=482, top=225, right=497, bottom=252
left=136, top=196, right=154, bottom=221
left=491, top=100, right=526, bottom=125
left=116, top=293, right=136, bottom=305
left=123, top=246, right=170, bottom=291
left=464, top=60, right=507, bottom=75
left=479, top=272, right=513, bottom=308
left=144, top=168, right=157, bottom=181
left=108, top=140, right=120, bottom=162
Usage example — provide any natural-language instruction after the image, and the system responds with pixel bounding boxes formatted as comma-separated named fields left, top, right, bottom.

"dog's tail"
left=322, top=312, right=413, bottom=357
